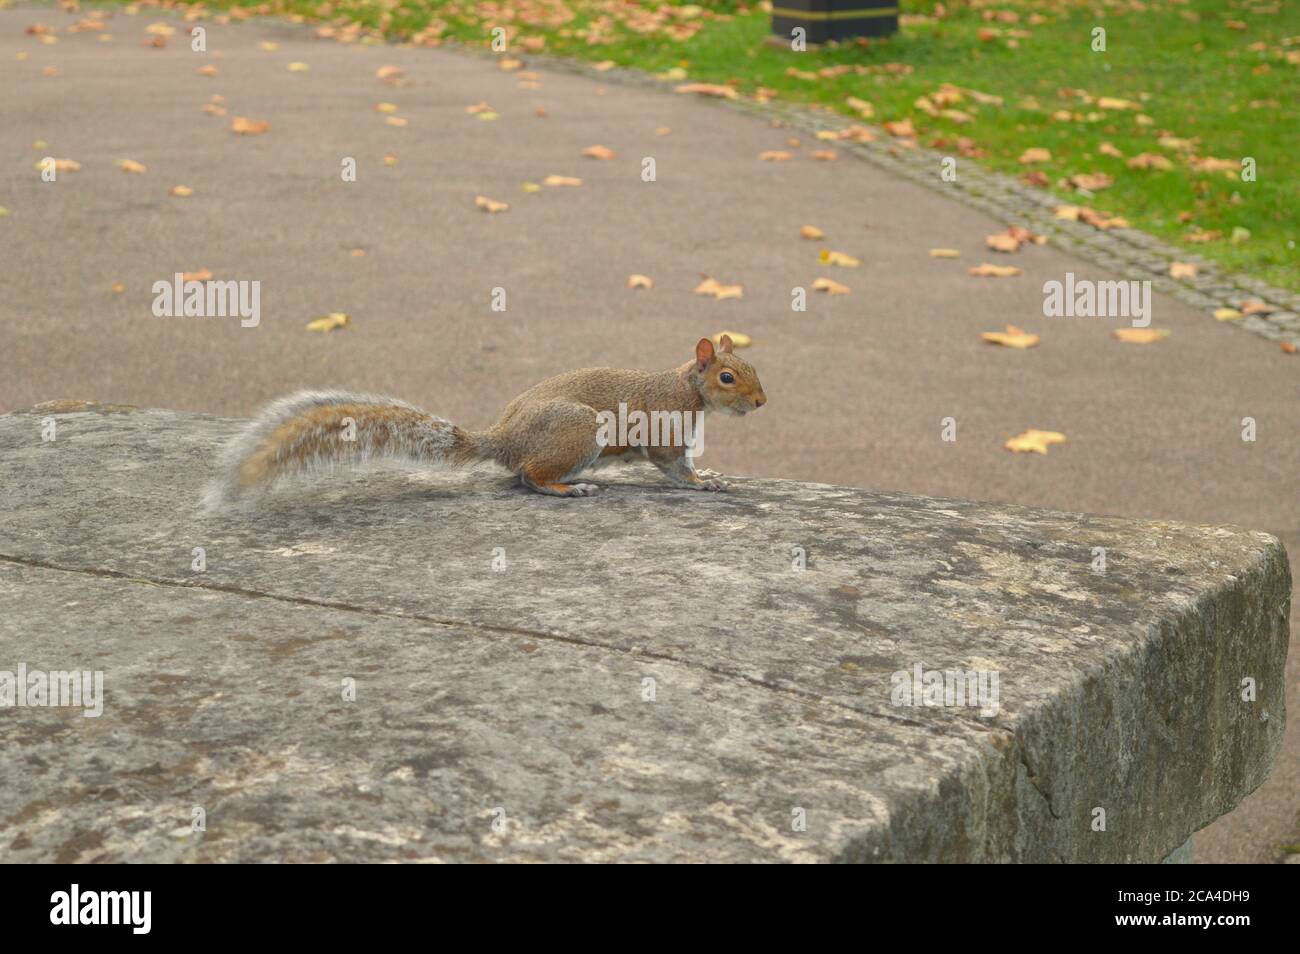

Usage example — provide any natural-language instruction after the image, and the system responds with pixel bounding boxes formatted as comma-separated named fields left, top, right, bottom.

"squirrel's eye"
left=719, top=371, right=735, bottom=385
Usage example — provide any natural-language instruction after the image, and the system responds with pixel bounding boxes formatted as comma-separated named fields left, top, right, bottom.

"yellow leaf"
left=627, top=274, right=653, bottom=290
left=711, top=331, right=751, bottom=348
left=1004, top=429, right=1066, bottom=454
left=543, top=175, right=582, bottom=187
left=759, top=150, right=793, bottom=161
left=196, top=64, right=218, bottom=77
left=168, top=185, right=193, bottom=197
left=375, top=103, right=399, bottom=113
left=231, top=116, right=270, bottom=135
left=1169, top=262, right=1198, bottom=279
left=521, top=181, right=542, bottom=193
left=981, top=324, right=1039, bottom=348
left=985, top=233, right=1021, bottom=253
left=259, top=41, right=279, bottom=51
left=695, top=277, right=744, bottom=300
left=1214, top=308, right=1242, bottom=321
left=477, top=112, right=499, bottom=121
left=675, top=83, right=738, bottom=100
left=812, top=277, right=851, bottom=295
left=968, top=263, right=1022, bottom=277
left=811, top=150, right=838, bottom=161
left=383, top=153, right=398, bottom=166
left=929, top=248, right=961, bottom=258
left=582, top=145, right=616, bottom=160
left=117, top=159, right=147, bottom=174
left=800, top=225, right=826, bottom=240
left=287, top=62, right=310, bottom=72
left=305, top=312, right=350, bottom=332
left=1018, top=147, right=1052, bottom=164
left=385, top=116, right=408, bottom=127
left=498, top=57, right=523, bottom=71
left=182, top=269, right=212, bottom=282
left=475, top=195, right=509, bottom=213
left=111, top=281, right=124, bottom=294
left=1113, top=328, right=1170, bottom=344
left=465, top=101, right=494, bottom=114
left=819, top=249, right=860, bottom=267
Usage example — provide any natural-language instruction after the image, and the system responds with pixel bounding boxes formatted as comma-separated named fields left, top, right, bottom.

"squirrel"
left=205, top=335, right=766, bottom=504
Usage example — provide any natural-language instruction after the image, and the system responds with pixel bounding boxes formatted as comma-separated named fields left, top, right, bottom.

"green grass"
left=134, top=0, right=1300, bottom=291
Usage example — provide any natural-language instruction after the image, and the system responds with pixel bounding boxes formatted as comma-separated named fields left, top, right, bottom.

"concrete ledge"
left=0, top=404, right=1289, bottom=862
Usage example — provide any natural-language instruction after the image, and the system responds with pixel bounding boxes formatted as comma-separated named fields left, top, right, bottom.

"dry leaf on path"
left=306, top=312, right=350, bottom=332
left=1113, top=328, right=1170, bottom=343
left=759, top=150, right=792, bottom=161
left=475, top=195, right=509, bottom=213
left=800, top=225, right=826, bottom=240
left=231, top=116, right=270, bottom=135
left=182, top=269, right=212, bottom=282
left=168, top=185, right=193, bottom=197
left=543, top=175, right=582, bottom=187
left=819, top=249, right=860, bottom=267
left=675, top=83, right=738, bottom=99
left=1004, top=429, right=1066, bottom=454
left=1169, top=262, right=1198, bottom=279
left=968, top=263, right=1022, bottom=277
left=711, top=331, right=751, bottom=347
left=982, top=324, right=1039, bottom=348
left=116, top=159, right=147, bottom=173
left=812, top=277, right=851, bottom=295
left=627, top=274, right=653, bottom=290
left=582, top=145, right=616, bottom=160
left=929, top=248, right=961, bottom=258
left=1213, top=308, right=1242, bottom=321
left=695, top=277, right=744, bottom=300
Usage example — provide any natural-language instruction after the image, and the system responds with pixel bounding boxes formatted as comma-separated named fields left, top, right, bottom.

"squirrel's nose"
left=754, top=394, right=766, bottom=408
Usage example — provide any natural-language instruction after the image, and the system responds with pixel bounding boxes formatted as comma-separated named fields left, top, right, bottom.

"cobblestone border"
left=482, top=47, right=1300, bottom=349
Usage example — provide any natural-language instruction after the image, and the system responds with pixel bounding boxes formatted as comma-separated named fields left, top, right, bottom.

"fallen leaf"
left=1127, top=152, right=1174, bottom=171
left=543, top=175, right=582, bottom=187
left=883, top=119, right=916, bottom=137
left=986, top=233, right=1021, bottom=253
left=1214, top=308, right=1242, bottom=321
left=1282, top=342, right=1297, bottom=354
left=819, top=249, right=860, bottom=267
left=116, top=159, right=147, bottom=174
left=1113, top=328, right=1170, bottom=343
left=231, top=116, right=270, bottom=135
left=968, top=263, right=1022, bottom=277
left=1018, top=147, right=1052, bottom=164
left=498, top=57, right=523, bottom=71
left=376, top=65, right=405, bottom=84
left=711, top=331, right=751, bottom=347
left=375, top=102, right=399, bottom=113
left=812, top=277, right=851, bottom=295
left=811, top=150, right=838, bottom=161
left=582, top=145, right=616, bottom=160
left=385, top=116, right=408, bottom=127
left=929, top=248, right=961, bottom=258
left=168, top=185, right=193, bottom=197
left=626, top=274, right=653, bottom=290
left=1004, top=429, right=1066, bottom=454
left=306, top=312, right=350, bottom=332
left=259, top=41, right=279, bottom=52
left=1064, top=172, right=1114, bottom=191
left=1099, top=142, right=1124, bottom=158
left=1240, top=300, right=1274, bottom=316
left=675, top=83, right=738, bottom=100
left=287, top=62, right=309, bottom=72
left=982, top=324, right=1039, bottom=348
left=383, top=153, right=398, bottom=166
left=182, top=269, right=212, bottom=282
left=196, top=64, right=218, bottom=77
left=521, top=181, right=541, bottom=193
left=111, top=281, right=124, bottom=294
left=36, top=158, right=80, bottom=173
left=800, top=225, right=826, bottom=240
left=466, top=101, right=494, bottom=114
left=656, top=127, right=670, bottom=136
left=695, top=277, right=744, bottom=300
left=1169, top=262, right=1198, bottom=279
left=759, top=150, right=793, bottom=161
left=475, top=195, right=509, bottom=213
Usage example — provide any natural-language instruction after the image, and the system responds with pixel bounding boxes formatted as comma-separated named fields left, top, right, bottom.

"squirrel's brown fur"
left=205, top=336, right=765, bottom=504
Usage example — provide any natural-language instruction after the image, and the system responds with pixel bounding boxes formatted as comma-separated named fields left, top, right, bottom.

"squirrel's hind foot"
left=523, top=478, right=601, bottom=497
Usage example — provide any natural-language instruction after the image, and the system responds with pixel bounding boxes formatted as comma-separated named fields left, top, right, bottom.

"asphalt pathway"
left=1, top=2, right=1295, bottom=862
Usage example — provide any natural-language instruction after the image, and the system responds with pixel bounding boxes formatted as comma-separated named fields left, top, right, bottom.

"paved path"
left=1, top=3, right=1295, bottom=862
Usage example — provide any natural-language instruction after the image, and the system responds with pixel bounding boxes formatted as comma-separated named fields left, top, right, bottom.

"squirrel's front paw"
left=695, top=476, right=729, bottom=492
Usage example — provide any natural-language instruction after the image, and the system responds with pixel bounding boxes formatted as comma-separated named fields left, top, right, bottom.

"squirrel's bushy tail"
left=204, top=390, right=490, bottom=508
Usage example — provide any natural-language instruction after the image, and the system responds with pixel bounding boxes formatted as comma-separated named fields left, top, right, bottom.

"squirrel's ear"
left=718, top=334, right=734, bottom=354
left=695, top=337, right=716, bottom=370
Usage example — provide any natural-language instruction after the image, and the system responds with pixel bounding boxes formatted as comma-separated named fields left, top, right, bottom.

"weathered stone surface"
left=0, top=406, right=1289, bottom=862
